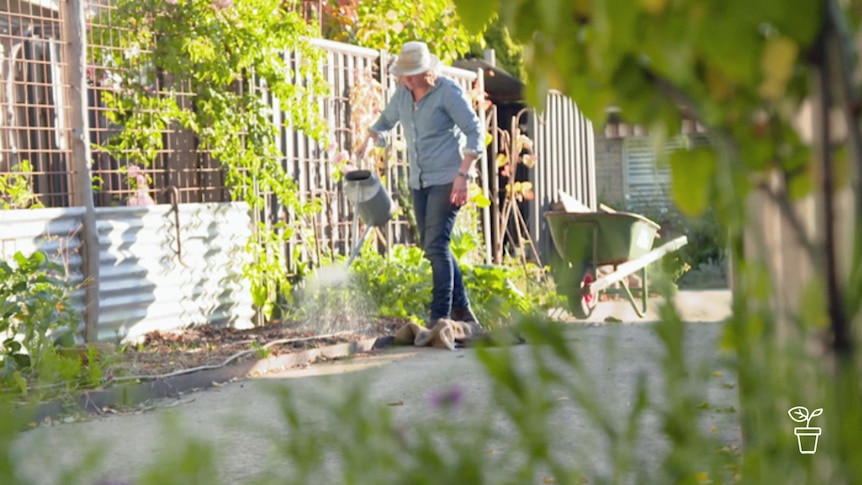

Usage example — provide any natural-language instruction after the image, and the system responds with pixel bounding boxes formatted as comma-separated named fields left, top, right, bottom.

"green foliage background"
left=336, top=234, right=556, bottom=326
left=321, top=0, right=479, bottom=64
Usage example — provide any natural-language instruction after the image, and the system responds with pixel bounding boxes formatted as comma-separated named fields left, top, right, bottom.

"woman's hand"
left=354, top=138, right=370, bottom=162
left=450, top=175, right=470, bottom=206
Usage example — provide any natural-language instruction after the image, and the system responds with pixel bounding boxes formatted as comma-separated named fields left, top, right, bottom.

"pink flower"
left=126, top=165, right=154, bottom=206
left=211, top=0, right=232, bottom=9
left=166, top=0, right=178, bottom=4
left=332, top=150, right=349, bottom=165
left=428, top=385, right=464, bottom=409
left=127, top=190, right=155, bottom=207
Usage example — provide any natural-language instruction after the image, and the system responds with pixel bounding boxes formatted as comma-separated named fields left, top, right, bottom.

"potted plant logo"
left=787, top=406, right=823, bottom=454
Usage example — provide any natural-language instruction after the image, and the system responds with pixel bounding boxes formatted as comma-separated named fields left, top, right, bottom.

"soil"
left=100, top=317, right=410, bottom=379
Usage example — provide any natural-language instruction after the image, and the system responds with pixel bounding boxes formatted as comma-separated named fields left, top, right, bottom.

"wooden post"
left=62, top=0, right=100, bottom=342
left=474, top=68, right=493, bottom=263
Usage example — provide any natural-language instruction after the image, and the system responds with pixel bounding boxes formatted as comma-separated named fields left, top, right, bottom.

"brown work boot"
left=451, top=307, right=480, bottom=326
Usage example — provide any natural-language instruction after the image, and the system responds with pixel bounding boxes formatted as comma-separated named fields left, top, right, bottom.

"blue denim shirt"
left=370, top=76, right=483, bottom=190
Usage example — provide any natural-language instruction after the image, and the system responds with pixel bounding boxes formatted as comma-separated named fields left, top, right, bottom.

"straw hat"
left=390, top=41, right=439, bottom=76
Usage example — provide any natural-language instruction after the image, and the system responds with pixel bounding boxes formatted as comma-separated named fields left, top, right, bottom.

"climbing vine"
left=89, top=0, right=328, bottom=320
left=0, top=161, right=42, bottom=210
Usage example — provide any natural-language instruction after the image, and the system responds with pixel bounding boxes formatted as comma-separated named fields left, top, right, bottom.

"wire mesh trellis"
left=0, top=0, right=73, bottom=208
left=84, top=0, right=230, bottom=207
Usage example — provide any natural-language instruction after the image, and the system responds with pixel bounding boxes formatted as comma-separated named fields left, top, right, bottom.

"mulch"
left=103, top=317, right=410, bottom=379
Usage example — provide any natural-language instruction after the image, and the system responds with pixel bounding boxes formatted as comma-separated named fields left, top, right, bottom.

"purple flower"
left=428, top=385, right=464, bottom=409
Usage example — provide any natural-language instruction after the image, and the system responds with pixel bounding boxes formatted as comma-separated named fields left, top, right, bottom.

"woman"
left=356, top=41, right=483, bottom=329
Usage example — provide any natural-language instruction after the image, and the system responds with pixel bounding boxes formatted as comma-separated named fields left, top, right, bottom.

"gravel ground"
left=12, top=289, right=736, bottom=485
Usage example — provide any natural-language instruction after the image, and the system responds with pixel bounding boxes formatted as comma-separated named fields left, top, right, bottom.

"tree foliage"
left=453, top=0, right=822, bottom=222
left=321, top=0, right=481, bottom=63
left=474, top=17, right=527, bottom=81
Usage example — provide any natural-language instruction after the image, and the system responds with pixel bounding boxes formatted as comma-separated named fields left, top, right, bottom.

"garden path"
left=13, top=290, right=735, bottom=484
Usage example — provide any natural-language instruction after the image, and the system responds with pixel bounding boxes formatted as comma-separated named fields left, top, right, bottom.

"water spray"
left=292, top=159, right=396, bottom=330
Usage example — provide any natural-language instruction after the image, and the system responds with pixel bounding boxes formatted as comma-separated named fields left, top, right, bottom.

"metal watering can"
left=343, top=169, right=396, bottom=265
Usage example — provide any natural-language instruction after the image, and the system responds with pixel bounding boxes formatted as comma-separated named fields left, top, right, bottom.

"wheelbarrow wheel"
left=566, top=264, right=598, bottom=319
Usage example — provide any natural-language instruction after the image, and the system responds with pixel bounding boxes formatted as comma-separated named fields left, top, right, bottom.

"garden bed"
left=106, top=317, right=409, bottom=379
left=14, top=318, right=410, bottom=424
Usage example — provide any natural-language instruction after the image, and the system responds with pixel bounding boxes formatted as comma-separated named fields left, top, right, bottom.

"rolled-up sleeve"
left=443, top=84, right=483, bottom=154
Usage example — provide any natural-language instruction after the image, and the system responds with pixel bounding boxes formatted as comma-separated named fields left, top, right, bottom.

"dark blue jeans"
left=413, top=183, right=470, bottom=320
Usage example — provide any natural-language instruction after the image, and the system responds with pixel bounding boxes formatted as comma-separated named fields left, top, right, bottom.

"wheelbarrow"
left=544, top=210, right=688, bottom=319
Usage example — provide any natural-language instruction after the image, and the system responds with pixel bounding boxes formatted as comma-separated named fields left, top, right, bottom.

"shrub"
left=0, top=251, right=81, bottom=391
left=348, top=243, right=433, bottom=321
left=322, top=237, right=557, bottom=327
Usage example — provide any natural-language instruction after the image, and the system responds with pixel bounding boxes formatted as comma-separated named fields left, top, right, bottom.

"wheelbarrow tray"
left=544, top=211, right=661, bottom=267
left=545, top=210, right=684, bottom=320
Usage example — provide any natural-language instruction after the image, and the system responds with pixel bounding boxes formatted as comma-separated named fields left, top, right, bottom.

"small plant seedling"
left=788, top=406, right=823, bottom=428
left=251, top=342, right=272, bottom=359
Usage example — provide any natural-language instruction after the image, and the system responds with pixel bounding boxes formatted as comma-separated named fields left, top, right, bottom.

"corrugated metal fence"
left=0, top=202, right=253, bottom=342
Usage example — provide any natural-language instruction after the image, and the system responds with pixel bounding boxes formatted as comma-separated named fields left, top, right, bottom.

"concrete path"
left=12, top=290, right=738, bottom=484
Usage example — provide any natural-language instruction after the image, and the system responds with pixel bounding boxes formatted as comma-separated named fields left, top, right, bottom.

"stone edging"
left=19, top=336, right=384, bottom=425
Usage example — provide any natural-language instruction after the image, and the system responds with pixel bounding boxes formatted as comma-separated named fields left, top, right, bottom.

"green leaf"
left=696, top=12, right=759, bottom=86
left=758, top=35, right=799, bottom=101
left=755, top=0, right=821, bottom=44
left=669, top=147, right=716, bottom=218
left=787, top=171, right=814, bottom=200
left=12, top=353, right=30, bottom=370
left=13, top=252, right=28, bottom=268
left=3, top=339, right=21, bottom=353
left=452, top=0, right=498, bottom=34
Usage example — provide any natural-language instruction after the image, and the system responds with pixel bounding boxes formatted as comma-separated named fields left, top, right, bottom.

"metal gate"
left=623, top=134, right=709, bottom=214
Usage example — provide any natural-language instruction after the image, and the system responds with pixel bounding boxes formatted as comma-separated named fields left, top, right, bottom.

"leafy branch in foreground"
left=451, top=0, right=861, bottom=482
